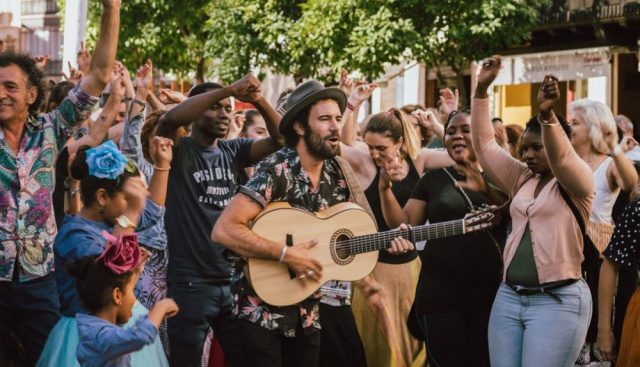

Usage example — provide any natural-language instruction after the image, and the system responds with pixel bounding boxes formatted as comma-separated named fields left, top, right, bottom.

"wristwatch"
left=115, top=215, right=136, bottom=230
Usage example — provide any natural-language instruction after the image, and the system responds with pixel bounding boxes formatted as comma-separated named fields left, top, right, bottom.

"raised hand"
left=439, top=88, right=459, bottom=117
left=158, top=89, right=186, bottom=104
left=121, top=176, right=148, bottom=214
left=64, top=61, right=85, bottom=84
left=109, top=72, right=126, bottom=101
left=33, top=55, right=50, bottom=71
left=339, top=69, right=354, bottom=96
left=228, top=111, right=245, bottom=139
left=537, top=74, right=560, bottom=114
left=349, top=82, right=377, bottom=105
left=149, top=136, right=174, bottom=168
left=135, top=60, right=153, bottom=95
left=229, top=73, right=261, bottom=103
left=414, top=110, right=444, bottom=138
left=475, top=56, right=501, bottom=97
left=77, top=41, right=91, bottom=74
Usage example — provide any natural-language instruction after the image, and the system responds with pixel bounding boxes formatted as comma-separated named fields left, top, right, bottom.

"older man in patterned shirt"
left=0, top=1, right=122, bottom=365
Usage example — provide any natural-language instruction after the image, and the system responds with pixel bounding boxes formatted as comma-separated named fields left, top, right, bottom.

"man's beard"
left=304, top=125, right=338, bottom=160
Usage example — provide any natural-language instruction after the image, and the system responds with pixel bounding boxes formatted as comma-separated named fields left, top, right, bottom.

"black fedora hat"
left=278, top=80, right=347, bottom=135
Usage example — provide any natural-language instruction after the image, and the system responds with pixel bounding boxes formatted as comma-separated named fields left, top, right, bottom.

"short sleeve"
left=410, top=171, right=432, bottom=202
left=604, top=201, right=640, bottom=268
left=239, top=160, right=276, bottom=208
left=226, top=138, right=255, bottom=170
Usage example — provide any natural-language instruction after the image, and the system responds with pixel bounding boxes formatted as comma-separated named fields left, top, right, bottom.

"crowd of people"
left=1, top=2, right=640, bottom=367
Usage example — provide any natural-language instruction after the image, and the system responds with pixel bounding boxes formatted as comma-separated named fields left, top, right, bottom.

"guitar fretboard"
left=341, top=219, right=465, bottom=255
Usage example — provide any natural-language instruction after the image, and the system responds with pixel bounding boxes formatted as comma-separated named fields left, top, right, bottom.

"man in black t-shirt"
left=156, top=74, right=283, bottom=367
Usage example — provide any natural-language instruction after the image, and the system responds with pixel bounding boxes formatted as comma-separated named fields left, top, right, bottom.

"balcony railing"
left=21, top=0, right=59, bottom=16
left=540, top=1, right=640, bottom=26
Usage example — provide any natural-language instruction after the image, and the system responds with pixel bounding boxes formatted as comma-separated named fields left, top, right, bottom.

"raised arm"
left=232, top=75, right=285, bottom=162
left=471, top=57, right=530, bottom=197
left=537, top=76, right=594, bottom=198
left=608, top=141, right=638, bottom=192
left=79, top=0, right=121, bottom=97
left=156, top=74, right=254, bottom=140
left=66, top=73, right=125, bottom=154
left=146, top=136, right=173, bottom=206
left=341, top=80, right=376, bottom=150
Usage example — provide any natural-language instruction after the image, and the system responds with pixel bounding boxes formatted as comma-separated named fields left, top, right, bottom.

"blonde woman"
left=567, top=99, right=638, bottom=362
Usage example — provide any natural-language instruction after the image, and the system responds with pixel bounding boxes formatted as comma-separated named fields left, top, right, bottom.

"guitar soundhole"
left=331, top=229, right=355, bottom=265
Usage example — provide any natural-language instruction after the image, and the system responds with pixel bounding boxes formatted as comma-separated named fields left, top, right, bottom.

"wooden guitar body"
left=247, top=202, right=378, bottom=306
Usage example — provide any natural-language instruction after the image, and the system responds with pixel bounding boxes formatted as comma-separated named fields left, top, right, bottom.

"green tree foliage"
left=85, top=0, right=549, bottom=97
left=85, top=0, right=212, bottom=81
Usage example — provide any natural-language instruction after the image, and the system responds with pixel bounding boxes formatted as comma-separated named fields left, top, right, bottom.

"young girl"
left=70, top=233, right=178, bottom=367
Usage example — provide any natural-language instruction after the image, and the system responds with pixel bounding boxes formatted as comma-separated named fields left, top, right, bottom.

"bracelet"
left=153, top=165, right=171, bottom=171
left=132, top=98, right=146, bottom=108
left=608, top=144, right=622, bottom=158
left=68, top=188, right=80, bottom=197
left=278, top=245, right=288, bottom=262
left=537, top=113, right=557, bottom=126
left=347, top=102, right=356, bottom=111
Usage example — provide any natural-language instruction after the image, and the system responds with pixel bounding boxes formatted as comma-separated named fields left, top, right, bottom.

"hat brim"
left=278, top=87, right=347, bottom=135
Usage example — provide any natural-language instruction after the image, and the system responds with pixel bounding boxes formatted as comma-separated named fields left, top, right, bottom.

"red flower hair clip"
left=96, top=232, right=141, bottom=274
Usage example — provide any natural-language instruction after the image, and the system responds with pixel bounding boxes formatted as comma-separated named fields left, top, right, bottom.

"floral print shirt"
left=235, top=147, right=351, bottom=337
left=0, top=85, right=98, bottom=282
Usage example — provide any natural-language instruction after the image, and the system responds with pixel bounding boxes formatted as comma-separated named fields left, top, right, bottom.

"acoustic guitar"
left=246, top=202, right=500, bottom=306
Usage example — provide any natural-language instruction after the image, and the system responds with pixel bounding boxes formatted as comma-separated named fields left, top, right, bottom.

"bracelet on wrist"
left=347, top=102, right=356, bottom=111
left=278, top=245, right=288, bottom=262
left=537, top=113, right=556, bottom=126
left=608, top=144, right=622, bottom=158
left=153, top=165, right=171, bottom=172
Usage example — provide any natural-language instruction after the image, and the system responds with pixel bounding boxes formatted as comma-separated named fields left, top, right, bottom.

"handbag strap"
left=334, top=156, right=375, bottom=219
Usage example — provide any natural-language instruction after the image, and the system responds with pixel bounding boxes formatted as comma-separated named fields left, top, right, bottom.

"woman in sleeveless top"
left=339, top=85, right=455, bottom=366
left=567, top=100, right=638, bottom=363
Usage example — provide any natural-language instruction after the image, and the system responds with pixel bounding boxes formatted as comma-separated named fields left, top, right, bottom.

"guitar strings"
left=333, top=220, right=465, bottom=255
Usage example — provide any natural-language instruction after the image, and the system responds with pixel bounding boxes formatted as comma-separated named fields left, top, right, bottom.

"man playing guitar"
left=212, top=80, right=414, bottom=366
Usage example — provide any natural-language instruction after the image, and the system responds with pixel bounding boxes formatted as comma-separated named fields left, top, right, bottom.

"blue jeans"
left=167, top=282, right=245, bottom=367
left=488, top=280, right=592, bottom=367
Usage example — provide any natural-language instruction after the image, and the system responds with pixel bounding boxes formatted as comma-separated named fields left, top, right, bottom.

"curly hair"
left=0, top=53, right=46, bottom=115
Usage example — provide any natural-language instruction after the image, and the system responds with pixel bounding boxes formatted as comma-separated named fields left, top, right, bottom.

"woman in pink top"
left=471, top=57, right=595, bottom=367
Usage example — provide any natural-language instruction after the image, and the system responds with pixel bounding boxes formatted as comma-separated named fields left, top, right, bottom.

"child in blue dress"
left=70, top=232, right=178, bottom=367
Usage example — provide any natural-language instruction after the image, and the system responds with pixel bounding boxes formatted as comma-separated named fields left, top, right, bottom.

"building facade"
left=0, top=0, right=63, bottom=77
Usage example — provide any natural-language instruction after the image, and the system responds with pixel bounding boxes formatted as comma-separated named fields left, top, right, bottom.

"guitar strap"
left=334, top=156, right=375, bottom=220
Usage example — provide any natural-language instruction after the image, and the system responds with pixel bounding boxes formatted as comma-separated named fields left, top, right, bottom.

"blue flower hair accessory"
left=85, top=141, right=129, bottom=180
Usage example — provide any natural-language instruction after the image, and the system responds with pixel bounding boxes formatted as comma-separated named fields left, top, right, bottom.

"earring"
left=99, top=206, right=105, bottom=214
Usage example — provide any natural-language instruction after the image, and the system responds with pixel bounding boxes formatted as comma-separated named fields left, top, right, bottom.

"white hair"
left=615, top=114, right=634, bottom=134
left=569, top=99, right=618, bottom=155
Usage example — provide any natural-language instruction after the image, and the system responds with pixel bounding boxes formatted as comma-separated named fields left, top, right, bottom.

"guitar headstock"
left=463, top=202, right=507, bottom=233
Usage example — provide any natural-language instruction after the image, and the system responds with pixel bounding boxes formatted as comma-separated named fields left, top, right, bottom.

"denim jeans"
left=167, top=282, right=245, bottom=367
left=488, top=280, right=592, bottom=367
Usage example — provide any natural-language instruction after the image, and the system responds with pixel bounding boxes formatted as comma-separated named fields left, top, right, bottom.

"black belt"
left=506, top=279, right=579, bottom=304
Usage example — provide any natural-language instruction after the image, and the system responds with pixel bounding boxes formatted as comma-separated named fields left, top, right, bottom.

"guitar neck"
left=347, top=219, right=465, bottom=255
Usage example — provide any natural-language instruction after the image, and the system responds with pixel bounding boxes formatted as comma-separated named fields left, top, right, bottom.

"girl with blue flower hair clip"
left=38, top=136, right=174, bottom=367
